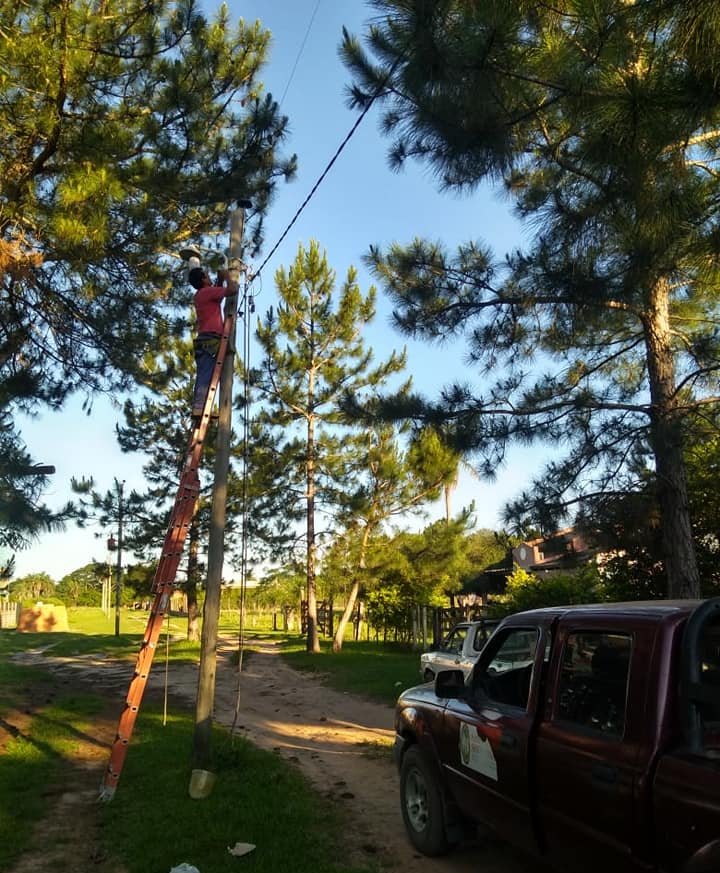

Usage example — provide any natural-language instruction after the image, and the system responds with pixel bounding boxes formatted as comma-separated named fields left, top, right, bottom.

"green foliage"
left=253, top=566, right=304, bottom=610
left=493, top=565, right=605, bottom=617
left=685, top=428, right=720, bottom=596
left=253, top=240, right=407, bottom=650
left=365, top=583, right=412, bottom=640
left=2, top=0, right=295, bottom=543
left=57, top=563, right=105, bottom=607
left=597, top=555, right=668, bottom=603
left=368, top=516, right=472, bottom=604
left=324, top=421, right=464, bottom=648
left=343, top=0, right=720, bottom=598
left=122, top=562, right=158, bottom=601
left=458, top=528, right=512, bottom=593
left=578, top=419, right=720, bottom=599
left=8, top=571, right=57, bottom=603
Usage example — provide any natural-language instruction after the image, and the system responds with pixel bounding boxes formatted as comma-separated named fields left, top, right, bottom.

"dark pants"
left=193, top=333, right=221, bottom=411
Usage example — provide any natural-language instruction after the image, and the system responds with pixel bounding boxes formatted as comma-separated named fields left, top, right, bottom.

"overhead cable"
left=278, top=0, right=322, bottom=109
left=253, top=52, right=406, bottom=282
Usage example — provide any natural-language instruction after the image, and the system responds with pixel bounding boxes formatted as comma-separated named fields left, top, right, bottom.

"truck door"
left=534, top=625, right=641, bottom=873
left=438, top=622, right=550, bottom=854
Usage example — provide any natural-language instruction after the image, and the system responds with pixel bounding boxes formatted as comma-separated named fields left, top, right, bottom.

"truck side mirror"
left=435, top=670, right=467, bottom=700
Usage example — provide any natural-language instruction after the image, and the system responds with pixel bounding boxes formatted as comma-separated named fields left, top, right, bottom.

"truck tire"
left=399, top=745, right=454, bottom=856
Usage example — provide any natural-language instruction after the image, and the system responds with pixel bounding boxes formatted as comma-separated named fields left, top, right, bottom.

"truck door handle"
left=500, top=731, right=518, bottom=750
left=591, top=763, right=618, bottom=786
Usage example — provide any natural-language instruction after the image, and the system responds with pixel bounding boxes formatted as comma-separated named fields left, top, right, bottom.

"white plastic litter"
left=169, top=864, right=200, bottom=873
left=227, top=842, right=256, bottom=857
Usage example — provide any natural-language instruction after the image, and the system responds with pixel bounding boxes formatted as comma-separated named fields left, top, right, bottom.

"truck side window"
left=441, top=626, right=467, bottom=654
left=700, top=621, right=720, bottom=749
left=473, top=628, right=539, bottom=710
left=556, top=632, right=631, bottom=738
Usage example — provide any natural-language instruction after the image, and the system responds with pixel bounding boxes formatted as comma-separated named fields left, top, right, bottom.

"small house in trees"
left=512, top=528, right=599, bottom=575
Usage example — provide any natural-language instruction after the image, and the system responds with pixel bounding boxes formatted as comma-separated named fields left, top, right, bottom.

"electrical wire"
left=278, top=0, right=322, bottom=109
left=228, top=48, right=409, bottom=729
left=252, top=52, right=406, bottom=283
left=230, top=272, right=255, bottom=738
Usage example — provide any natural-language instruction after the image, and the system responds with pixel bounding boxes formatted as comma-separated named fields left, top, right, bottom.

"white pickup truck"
left=420, top=620, right=498, bottom=682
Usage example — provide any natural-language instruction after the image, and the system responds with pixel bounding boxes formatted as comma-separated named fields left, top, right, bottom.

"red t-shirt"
left=194, top=285, right=229, bottom=335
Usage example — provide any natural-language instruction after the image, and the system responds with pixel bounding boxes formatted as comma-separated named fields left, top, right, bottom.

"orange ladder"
left=99, top=306, right=235, bottom=801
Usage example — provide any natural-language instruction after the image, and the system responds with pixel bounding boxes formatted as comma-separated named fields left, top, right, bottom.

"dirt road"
left=9, top=639, right=541, bottom=873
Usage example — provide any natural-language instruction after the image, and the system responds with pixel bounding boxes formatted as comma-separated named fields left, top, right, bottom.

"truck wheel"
left=400, top=745, right=453, bottom=856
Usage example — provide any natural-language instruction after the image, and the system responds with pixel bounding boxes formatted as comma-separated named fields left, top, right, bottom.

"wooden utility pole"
left=114, top=478, right=124, bottom=636
left=192, top=201, right=250, bottom=775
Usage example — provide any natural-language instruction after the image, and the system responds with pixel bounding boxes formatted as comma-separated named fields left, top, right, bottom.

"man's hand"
left=216, top=268, right=229, bottom=285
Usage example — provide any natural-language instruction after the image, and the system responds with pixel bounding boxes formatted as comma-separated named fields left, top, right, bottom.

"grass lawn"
left=0, top=606, right=424, bottom=871
left=279, top=637, right=422, bottom=704
left=0, top=647, right=107, bottom=870
left=0, top=622, right=379, bottom=873
left=104, top=709, right=375, bottom=873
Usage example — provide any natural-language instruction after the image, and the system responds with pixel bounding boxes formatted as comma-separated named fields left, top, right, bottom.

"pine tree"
left=331, top=424, right=459, bottom=651
left=1, top=0, right=295, bottom=540
left=254, top=241, right=406, bottom=652
left=115, top=334, right=214, bottom=641
left=342, top=1, right=720, bottom=598
left=0, top=410, right=70, bottom=549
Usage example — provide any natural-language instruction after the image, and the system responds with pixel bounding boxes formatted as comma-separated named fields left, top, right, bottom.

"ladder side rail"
left=99, top=308, right=235, bottom=800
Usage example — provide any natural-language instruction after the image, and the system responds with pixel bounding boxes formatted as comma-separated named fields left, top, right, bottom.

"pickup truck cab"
left=394, top=598, right=720, bottom=873
left=420, top=620, right=498, bottom=682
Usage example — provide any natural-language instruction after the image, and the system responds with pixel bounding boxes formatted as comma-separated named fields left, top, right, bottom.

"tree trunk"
left=644, top=278, right=700, bottom=599
left=333, top=578, right=360, bottom=652
left=354, top=598, right=363, bottom=641
left=332, top=525, right=371, bottom=652
left=306, top=411, right=320, bottom=653
left=411, top=606, right=420, bottom=649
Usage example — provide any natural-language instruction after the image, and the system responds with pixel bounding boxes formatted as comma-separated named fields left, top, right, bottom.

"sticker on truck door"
left=459, top=722, right=498, bottom=780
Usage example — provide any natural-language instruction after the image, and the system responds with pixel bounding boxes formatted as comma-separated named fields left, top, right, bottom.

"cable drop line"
left=279, top=0, right=322, bottom=109
left=253, top=49, right=408, bottom=281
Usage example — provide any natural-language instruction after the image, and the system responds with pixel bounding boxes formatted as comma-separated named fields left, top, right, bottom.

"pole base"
left=188, top=768, right=217, bottom=799
left=98, top=783, right=116, bottom=803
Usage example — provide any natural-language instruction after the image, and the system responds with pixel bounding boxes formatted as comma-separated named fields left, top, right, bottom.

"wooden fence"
left=0, top=601, right=21, bottom=629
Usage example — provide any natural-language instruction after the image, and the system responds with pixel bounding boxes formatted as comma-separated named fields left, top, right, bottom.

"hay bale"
left=16, top=604, right=69, bottom=632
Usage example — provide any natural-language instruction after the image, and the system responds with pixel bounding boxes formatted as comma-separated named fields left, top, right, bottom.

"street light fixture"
left=179, top=244, right=228, bottom=276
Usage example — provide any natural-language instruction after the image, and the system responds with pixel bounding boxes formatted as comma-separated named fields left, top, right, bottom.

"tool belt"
left=194, top=334, right=221, bottom=356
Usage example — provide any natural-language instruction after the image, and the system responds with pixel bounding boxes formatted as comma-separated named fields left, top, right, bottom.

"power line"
left=278, top=0, right=322, bottom=109
left=252, top=54, right=406, bottom=283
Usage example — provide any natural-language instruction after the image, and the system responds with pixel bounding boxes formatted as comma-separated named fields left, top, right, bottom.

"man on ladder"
left=188, top=264, right=234, bottom=421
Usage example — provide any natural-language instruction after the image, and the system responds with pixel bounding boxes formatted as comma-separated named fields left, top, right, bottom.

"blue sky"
left=12, top=0, right=542, bottom=581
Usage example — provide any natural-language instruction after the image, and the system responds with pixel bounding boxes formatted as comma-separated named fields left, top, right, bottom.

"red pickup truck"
left=394, top=598, right=720, bottom=873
